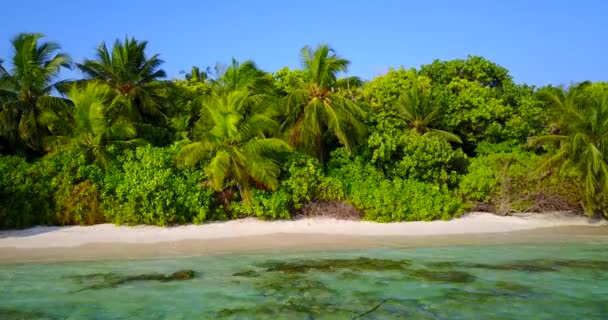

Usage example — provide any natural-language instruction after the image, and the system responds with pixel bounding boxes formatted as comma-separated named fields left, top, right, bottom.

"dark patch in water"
left=223, top=257, right=478, bottom=318
left=257, top=257, right=410, bottom=273
left=66, top=269, right=195, bottom=291
left=232, top=269, right=260, bottom=277
left=218, top=274, right=356, bottom=319
left=427, top=259, right=608, bottom=273
left=493, top=281, right=536, bottom=298
left=0, top=308, right=55, bottom=320
left=408, top=269, right=476, bottom=283
left=554, top=259, right=608, bottom=269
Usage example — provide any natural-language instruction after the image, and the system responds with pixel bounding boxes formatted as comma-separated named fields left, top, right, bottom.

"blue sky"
left=1, top=0, right=606, bottom=86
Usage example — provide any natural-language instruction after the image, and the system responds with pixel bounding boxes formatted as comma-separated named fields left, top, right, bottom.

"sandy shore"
left=1, top=212, right=607, bottom=263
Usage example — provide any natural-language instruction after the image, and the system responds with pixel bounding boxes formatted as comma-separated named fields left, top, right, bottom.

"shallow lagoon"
left=1, top=241, right=608, bottom=319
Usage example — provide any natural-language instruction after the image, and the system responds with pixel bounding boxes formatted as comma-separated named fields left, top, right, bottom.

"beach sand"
left=1, top=212, right=606, bottom=264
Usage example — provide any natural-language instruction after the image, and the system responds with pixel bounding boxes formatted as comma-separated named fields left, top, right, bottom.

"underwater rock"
left=218, top=274, right=356, bottom=319
left=232, top=270, right=260, bottom=277
left=258, top=257, right=410, bottom=274
left=67, top=269, right=195, bottom=291
left=493, top=281, right=536, bottom=298
left=168, top=270, right=195, bottom=280
left=426, top=260, right=557, bottom=272
left=553, top=259, right=608, bottom=270
left=408, top=269, right=476, bottom=283
left=427, top=259, right=608, bottom=273
left=0, top=308, right=55, bottom=320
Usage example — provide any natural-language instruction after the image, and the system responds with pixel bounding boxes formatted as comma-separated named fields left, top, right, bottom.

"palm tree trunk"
left=316, top=135, right=325, bottom=165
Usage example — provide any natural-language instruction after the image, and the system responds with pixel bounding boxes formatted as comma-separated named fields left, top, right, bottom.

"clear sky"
left=1, top=0, right=606, bottom=86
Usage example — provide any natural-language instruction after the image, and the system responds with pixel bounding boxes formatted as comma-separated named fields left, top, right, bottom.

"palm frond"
left=245, top=155, right=282, bottom=191
left=175, top=142, right=211, bottom=168
left=207, top=150, right=232, bottom=191
left=430, top=129, right=463, bottom=143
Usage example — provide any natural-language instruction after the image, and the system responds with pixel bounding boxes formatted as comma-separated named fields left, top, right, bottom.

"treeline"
left=1, top=33, right=606, bottom=228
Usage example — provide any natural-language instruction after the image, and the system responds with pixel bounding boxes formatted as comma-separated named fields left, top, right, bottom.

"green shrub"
left=101, top=144, right=214, bottom=225
left=281, top=154, right=344, bottom=207
left=230, top=189, right=291, bottom=220
left=458, top=144, right=581, bottom=213
left=328, top=150, right=463, bottom=222
left=48, top=152, right=105, bottom=225
left=228, top=154, right=345, bottom=220
left=55, top=180, right=105, bottom=225
left=0, top=151, right=104, bottom=228
left=366, top=125, right=467, bottom=186
left=0, top=155, right=54, bottom=228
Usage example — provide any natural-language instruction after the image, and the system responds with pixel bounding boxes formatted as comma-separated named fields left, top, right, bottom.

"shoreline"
left=1, top=212, right=607, bottom=264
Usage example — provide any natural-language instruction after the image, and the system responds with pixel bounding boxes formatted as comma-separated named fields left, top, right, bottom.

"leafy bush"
left=101, top=144, right=214, bottom=225
left=365, top=121, right=467, bottom=186
left=281, top=154, right=344, bottom=207
left=230, top=189, right=291, bottom=220
left=458, top=144, right=581, bottom=214
left=55, top=180, right=105, bottom=225
left=362, top=68, right=427, bottom=111
left=0, top=155, right=55, bottom=228
left=0, top=151, right=104, bottom=228
left=328, top=150, right=463, bottom=222
left=48, top=152, right=105, bottom=225
left=229, top=154, right=345, bottom=220
left=135, top=123, right=173, bottom=147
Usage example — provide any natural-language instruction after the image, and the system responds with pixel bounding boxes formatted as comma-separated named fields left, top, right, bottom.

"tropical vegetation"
left=1, top=32, right=607, bottom=229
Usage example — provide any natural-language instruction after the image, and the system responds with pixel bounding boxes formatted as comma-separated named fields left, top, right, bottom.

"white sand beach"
left=1, top=212, right=606, bottom=263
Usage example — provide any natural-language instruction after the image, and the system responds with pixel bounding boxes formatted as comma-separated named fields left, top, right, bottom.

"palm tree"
left=395, top=80, right=462, bottom=143
left=176, top=90, right=291, bottom=203
left=283, top=43, right=366, bottom=163
left=180, top=66, right=209, bottom=82
left=0, top=33, right=72, bottom=153
left=191, top=58, right=276, bottom=137
left=529, top=83, right=608, bottom=216
left=76, top=37, right=166, bottom=121
left=0, top=58, right=6, bottom=76
left=41, top=82, right=142, bottom=165
left=212, top=58, right=273, bottom=94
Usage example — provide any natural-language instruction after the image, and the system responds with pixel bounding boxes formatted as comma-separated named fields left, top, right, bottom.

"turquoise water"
left=1, top=242, right=608, bottom=319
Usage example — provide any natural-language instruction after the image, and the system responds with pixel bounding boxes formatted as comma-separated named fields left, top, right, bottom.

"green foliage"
left=366, top=121, right=467, bottom=186
left=42, top=82, right=143, bottom=165
left=0, top=33, right=72, bottom=153
left=213, top=58, right=274, bottom=94
left=496, top=83, right=547, bottom=142
left=435, top=78, right=510, bottom=146
left=529, top=83, right=608, bottom=216
left=226, top=153, right=345, bottom=220
left=273, top=67, right=310, bottom=96
left=458, top=144, right=580, bottom=214
left=0, top=155, right=55, bottom=228
left=328, top=150, right=463, bottom=222
left=134, top=122, right=172, bottom=146
left=55, top=180, right=105, bottom=225
left=419, top=55, right=512, bottom=88
left=102, top=144, right=214, bottom=225
left=410, top=57, right=545, bottom=149
left=230, top=188, right=291, bottom=220
left=0, top=151, right=103, bottom=228
left=394, top=78, right=462, bottom=143
left=76, top=37, right=167, bottom=122
left=391, top=132, right=467, bottom=186
left=176, top=90, right=292, bottom=203
left=280, top=153, right=344, bottom=208
left=181, top=66, right=210, bottom=82
left=283, top=43, right=367, bottom=162
left=1, top=32, right=605, bottom=228
left=362, top=68, right=423, bottom=111
left=46, top=151, right=105, bottom=225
